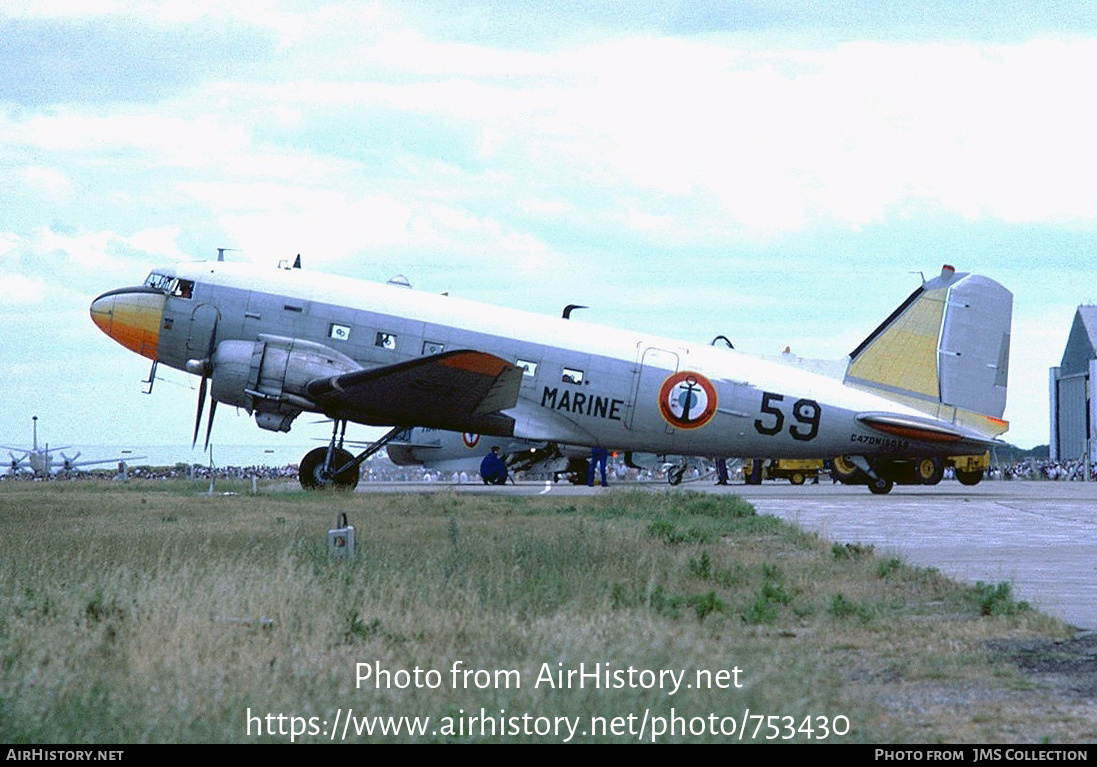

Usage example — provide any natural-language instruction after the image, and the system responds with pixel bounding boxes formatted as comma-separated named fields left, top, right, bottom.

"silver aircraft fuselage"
left=90, top=261, right=1007, bottom=468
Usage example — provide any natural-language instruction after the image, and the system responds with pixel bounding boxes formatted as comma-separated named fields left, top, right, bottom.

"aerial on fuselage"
left=90, top=260, right=1011, bottom=493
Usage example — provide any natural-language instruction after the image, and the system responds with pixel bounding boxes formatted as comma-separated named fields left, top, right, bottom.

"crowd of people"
left=8, top=455, right=1097, bottom=484
left=989, top=458, right=1097, bottom=482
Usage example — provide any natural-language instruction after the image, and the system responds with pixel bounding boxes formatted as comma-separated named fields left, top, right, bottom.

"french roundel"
left=463, top=433, right=480, bottom=448
left=658, top=371, right=718, bottom=429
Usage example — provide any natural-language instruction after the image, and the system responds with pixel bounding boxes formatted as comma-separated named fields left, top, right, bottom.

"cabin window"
left=375, top=332, right=397, bottom=350
left=329, top=323, right=351, bottom=341
left=515, top=359, right=538, bottom=377
left=562, top=367, right=584, bottom=385
left=422, top=341, right=445, bottom=355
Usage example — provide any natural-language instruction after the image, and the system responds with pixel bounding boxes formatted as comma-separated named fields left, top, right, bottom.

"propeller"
left=61, top=451, right=81, bottom=470
left=187, top=359, right=218, bottom=450
left=187, top=314, right=221, bottom=451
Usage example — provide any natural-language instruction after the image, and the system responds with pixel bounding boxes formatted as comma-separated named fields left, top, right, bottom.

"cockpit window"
left=143, top=272, right=193, bottom=299
left=173, top=279, right=194, bottom=299
left=144, top=272, right=174, bottom=291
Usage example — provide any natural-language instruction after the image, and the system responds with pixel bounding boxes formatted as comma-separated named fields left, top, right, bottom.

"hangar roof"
left=1060, top=306, right=1097, bottom=376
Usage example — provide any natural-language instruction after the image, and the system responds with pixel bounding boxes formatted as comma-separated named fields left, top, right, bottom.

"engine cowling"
left=208, top=334, right=362, bottom=432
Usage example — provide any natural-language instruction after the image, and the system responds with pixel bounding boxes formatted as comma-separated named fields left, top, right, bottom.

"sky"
left=3, top=1, right=1097, bottom=457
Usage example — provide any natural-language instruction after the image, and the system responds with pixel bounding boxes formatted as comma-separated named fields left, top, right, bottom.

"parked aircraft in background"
left=90, top=259, right=1010, bottom=494
left=3, top=416, right=142, bottom=478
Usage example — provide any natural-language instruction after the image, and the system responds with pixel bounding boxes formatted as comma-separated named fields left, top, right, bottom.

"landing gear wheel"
left=831, top=455, right=861, bottom=485
left=668, top=466, right=686, bottom=486
left=299, top=447, right=359, bottom=490
left=916, top=457, right=944, bottom=485
left=955, top=468, right=984, bottom=486
left=789, top=472, right=805, bottom=486
left=569, top=458, right=590, bottom=485
left=868, top=476, right=894, bottom=495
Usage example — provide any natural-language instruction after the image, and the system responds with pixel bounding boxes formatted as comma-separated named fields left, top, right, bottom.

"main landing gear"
left=299, top=420, right=404, bottom=490
left=831, top=455, right=969, bottom=494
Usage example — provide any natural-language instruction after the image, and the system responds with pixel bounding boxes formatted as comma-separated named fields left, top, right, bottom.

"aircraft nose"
left=89, top=288, right=166, bottom=360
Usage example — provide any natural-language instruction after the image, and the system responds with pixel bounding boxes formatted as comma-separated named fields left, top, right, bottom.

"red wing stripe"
left=857, top=414, right=964, bottom=444
left=439, top=351, right=511, bottom=376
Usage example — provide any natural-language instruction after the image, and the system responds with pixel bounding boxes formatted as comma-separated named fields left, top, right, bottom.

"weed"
left=345, top=610, right=382, bottom=642
left=447, top=513, right=459, bottom=547
left=743, top=593, right=778, bottom=625
left=760, top=579, right=793, bottom=606
left=832, top=542, right=875, bottom=560
left=828, top=593, right=875, bottom=623
left=648, top=585, right=683, bottom=620
left=687, top=590, right=725, bottom=621
left=972, top=581, right=1030, bottom=616
left=688, top=551, right=712, bottom=580
left=876, top=557, right=902, bottom=578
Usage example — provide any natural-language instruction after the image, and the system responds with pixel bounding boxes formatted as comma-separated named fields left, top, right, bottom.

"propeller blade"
left=203, top=399, right=217, bottom=451
left=192, top=375, right=207, bottom=448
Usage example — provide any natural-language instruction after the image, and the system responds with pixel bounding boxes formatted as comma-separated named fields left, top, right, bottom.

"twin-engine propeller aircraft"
left=3, top=416, right=143, bottom=478
left=90, top=259, right=1010, bottom=494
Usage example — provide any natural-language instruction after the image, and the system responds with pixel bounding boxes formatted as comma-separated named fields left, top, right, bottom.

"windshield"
left=143, top=272, right=194, bottom=298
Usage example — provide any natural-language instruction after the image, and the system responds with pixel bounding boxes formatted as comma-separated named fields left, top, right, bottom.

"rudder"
left=843, top=265, right=1011, bottom=438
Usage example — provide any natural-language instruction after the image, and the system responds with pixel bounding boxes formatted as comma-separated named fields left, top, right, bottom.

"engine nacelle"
left=209, top=335, right=362, bottom=432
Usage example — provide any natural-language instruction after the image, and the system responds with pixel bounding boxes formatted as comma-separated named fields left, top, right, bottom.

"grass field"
left=0, top=479, right=1089, bottom=743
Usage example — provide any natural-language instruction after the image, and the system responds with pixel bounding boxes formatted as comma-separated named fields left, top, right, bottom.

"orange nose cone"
left=89, top=290, right=165, bottom=360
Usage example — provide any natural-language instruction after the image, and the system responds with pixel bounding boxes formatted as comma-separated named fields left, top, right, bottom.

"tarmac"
left=355, top=477, right=1097, bottom=630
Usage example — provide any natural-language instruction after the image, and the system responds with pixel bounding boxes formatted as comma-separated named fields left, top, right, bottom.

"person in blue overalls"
left=480, top=446, right=508, bottom=485
left=588, top=446, right=609, bottom=487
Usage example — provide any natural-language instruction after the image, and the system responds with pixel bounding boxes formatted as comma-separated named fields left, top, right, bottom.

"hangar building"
left=1049, top=306, right=1097, bottom=462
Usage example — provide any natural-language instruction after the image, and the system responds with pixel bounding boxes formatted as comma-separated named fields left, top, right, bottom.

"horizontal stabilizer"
left=305, top=350, right=521, bottom=436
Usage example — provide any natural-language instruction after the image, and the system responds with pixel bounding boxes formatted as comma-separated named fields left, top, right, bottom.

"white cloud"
left=0, top=272, right=47, bottom=305
left=180, top=182, right=413, bottom=263
left=285, top=33, right=1097, bottom=235
left=20, top=166, right=73, bottom=199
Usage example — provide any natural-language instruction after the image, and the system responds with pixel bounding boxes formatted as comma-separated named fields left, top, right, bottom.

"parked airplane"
left=3, top=416, right=142, bottom=478
left=89, top=260, right=1010, bottom=494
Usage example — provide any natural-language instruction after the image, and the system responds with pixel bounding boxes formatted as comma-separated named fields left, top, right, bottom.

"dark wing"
left=305, top=350, right=521, bottom=436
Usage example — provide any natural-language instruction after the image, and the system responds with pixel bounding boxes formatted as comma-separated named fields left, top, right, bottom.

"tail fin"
left=844, top=265, right=1012, bottom=438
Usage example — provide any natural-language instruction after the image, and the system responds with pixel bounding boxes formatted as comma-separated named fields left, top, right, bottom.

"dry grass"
left=0, top=480, right=1087, bottom=743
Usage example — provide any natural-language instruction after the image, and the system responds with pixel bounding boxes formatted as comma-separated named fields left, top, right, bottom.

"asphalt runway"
left=358, top=478, right=1097, bottom=630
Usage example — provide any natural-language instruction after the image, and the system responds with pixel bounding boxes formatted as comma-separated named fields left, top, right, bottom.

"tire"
left=831, top=455, right=861, bottom=485
left=916, top=457, right=944, bottom=485
left=668, top=466, right=685, bottom=486
left=955, top=468, right=984, bottom=486
left=789, top=472, right=805, bottom=486
left=568, top=458, right=590, bottom=485
left=299, top=447, right=359, bottom=490
left=868, top=476, right=894, bottom=495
